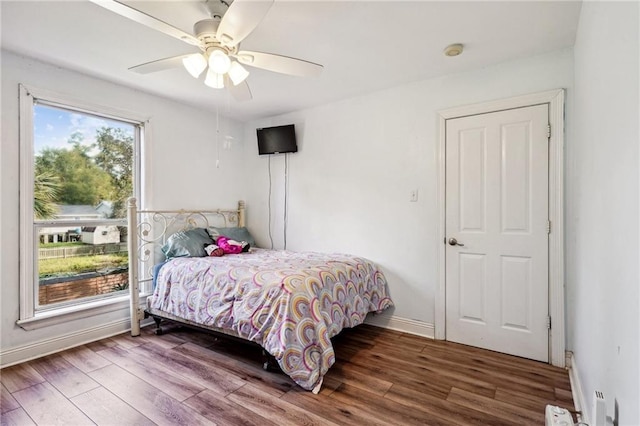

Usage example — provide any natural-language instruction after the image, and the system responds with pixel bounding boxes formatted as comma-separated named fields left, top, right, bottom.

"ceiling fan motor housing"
left=194, top=19, right=220, bottom=41
left=194, top=18, right=236, bottom=55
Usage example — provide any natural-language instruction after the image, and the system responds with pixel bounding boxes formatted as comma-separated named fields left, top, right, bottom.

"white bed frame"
left=126, top=197, right=245, bottom=337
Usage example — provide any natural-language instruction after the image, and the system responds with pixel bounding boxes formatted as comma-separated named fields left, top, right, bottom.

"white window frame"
left=17, top=84, right=150, bottom=330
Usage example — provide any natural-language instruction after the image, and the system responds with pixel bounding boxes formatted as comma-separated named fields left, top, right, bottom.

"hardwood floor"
left=1, top=324, right=574, bottom=425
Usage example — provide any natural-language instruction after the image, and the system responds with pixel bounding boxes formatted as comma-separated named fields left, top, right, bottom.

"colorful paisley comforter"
left=148, top=248, right=393, bottom=390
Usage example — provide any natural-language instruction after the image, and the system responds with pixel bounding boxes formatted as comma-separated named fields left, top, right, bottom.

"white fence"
left=39, top=243, right=128, bottom=260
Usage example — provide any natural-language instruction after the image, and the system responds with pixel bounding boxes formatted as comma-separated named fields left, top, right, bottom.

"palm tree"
left=34, top=172, right=60, bottom=219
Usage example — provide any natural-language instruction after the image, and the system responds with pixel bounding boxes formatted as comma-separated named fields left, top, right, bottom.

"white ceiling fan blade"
left=128, top=54, right=192, bottom=74
left=88, top=0, right=202, bottom=48
left=224, top=75, right=253, bottom=102
left=216, top=0, right=274, bottom=47
left=235, top=51, right=323, bottom=77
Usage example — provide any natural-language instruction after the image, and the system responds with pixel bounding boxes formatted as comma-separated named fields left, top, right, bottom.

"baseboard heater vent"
left=592, top=390, right=606, bottom=426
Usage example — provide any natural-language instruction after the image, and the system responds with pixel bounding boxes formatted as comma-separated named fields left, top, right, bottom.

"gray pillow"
left=161, top=227, right=213, bottom=258
left=210, top=227, right=256, bottom=248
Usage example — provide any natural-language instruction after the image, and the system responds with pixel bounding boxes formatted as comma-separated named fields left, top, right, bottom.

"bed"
left=126, top=198, right=393, bottom=392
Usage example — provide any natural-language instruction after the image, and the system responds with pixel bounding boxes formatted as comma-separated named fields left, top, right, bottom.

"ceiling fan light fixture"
left=182, top=53, right=207, bottom=78
left=209, top=49, right=231, bottom=74
left=228, top=61, right=250, bottom=85
left=204, top=69, right=225, bottom=89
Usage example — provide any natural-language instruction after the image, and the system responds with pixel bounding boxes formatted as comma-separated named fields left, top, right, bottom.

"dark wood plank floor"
left=1, top=324, right=574, bottom=425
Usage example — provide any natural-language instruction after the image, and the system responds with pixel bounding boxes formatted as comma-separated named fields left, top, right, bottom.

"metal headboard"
left=126, top=197, right=246, bottom=335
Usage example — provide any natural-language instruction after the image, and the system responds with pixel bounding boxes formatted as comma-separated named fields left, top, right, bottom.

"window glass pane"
left=33, top=104, right=135, bottom=308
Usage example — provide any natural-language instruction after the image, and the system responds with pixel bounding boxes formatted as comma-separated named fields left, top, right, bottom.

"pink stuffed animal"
left=216, top=236, right=246, bottom=254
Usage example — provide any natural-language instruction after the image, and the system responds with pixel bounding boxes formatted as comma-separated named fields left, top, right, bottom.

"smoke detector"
left=444, top=43, right=464, bottom=57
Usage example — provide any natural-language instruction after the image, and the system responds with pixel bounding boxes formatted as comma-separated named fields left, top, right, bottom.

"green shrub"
left=39, top=253, right=128, bottom=278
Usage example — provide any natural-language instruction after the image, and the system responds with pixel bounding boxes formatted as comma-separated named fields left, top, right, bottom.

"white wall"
left=568, top=2, right=639, bottom=425
left=0, top=50, right=245, bottom=361
left=243, top=49, right=574, bottom=328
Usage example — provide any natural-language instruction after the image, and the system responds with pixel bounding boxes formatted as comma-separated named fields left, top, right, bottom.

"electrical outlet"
left=545, top=405, right=573, bottom=426
left=410, top=189, right=418, bottom=202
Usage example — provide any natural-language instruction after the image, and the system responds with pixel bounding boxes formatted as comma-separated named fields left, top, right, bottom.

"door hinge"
left=547, top=123, right=551, bottom=139
left=546, top=220, right=551, bottom=234
left=547, top=315, right=552, bottom=330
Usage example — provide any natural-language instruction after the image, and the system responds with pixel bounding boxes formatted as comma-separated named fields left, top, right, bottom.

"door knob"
left=448, top=238, right=465, bottom=246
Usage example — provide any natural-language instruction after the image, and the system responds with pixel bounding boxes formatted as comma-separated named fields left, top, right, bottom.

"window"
left=18, top=84, right=147, bottom=328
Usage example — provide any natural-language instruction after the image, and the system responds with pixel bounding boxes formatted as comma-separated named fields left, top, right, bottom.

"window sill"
left=17, top=295, right=132, bottom=331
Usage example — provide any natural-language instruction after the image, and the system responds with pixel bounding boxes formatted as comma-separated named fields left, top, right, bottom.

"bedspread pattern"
left=148, top=248, right=393, bottom=390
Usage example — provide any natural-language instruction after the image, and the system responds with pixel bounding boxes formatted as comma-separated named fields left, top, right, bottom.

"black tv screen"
left=257, top=124, right=298, bottom=155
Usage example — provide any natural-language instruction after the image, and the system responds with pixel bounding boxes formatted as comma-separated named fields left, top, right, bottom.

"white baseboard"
left=365, top=313, right=435, bottom=339
left=0, top=319, right=131, bottom=368
left=566, top=350, right=589, bottom=424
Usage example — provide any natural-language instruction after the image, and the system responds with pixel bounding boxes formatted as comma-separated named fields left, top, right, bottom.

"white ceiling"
left=1, top=1, right=582, bottom=122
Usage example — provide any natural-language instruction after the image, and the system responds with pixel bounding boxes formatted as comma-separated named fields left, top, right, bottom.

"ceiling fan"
left=88, top=0, right=324, bottom=101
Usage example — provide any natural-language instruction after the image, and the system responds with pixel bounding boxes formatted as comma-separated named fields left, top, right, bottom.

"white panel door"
left=445, top=104, right=549, bottom=362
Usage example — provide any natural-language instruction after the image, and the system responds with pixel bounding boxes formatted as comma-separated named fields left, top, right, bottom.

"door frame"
left=435, top=89, right=565, bottom=367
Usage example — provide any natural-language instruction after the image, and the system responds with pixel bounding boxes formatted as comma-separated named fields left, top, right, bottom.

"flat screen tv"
left=257, top=124, right=298, bottom=155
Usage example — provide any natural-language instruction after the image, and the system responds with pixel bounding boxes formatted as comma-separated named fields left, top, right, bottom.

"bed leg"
left=312, top=377, right=323, bottom=394
left=152, top=316, right=164, bottom=335
left=261, top=349, right=279, bottom=372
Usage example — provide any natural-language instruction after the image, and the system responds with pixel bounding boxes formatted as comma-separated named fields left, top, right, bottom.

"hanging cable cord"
left=283, top=153, right=289, bottom=250
left=215, top=106, right=220, bottom=168
left=267, top=155, right=274, bottom=249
